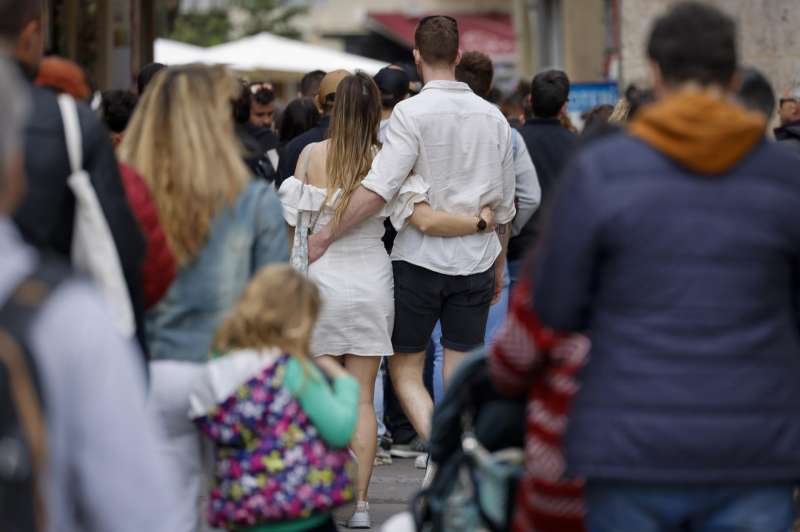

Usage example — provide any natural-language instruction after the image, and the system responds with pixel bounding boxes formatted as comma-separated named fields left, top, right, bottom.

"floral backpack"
left=194, top=354, right=354, bottom=529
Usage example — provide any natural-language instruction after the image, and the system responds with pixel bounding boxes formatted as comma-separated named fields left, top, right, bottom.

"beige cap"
left=319, top=69, right=351, bottom=101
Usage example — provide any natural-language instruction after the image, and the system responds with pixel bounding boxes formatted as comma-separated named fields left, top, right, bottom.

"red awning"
left=367, top=12, right=516, bottom=63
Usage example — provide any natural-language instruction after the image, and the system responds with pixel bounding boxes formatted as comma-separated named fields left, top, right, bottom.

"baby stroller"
left=410, top=348, right=525, bottom=532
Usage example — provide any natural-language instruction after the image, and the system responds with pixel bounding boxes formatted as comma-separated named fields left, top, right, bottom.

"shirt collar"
left=421, top=80, right=471, bottom=93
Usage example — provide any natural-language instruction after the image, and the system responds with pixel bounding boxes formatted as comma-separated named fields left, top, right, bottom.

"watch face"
left=478, top=218, right=487, bottom=231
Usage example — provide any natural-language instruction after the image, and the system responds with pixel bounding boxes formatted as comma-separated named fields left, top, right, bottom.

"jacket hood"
left=629, top=89, right=765, bottom=174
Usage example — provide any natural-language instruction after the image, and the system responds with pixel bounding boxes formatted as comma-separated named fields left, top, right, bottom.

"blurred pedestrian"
left=777, top=92, right=797, bottom=127
left=278, top=97, right=320, bottom=146
left=0, top=54, right=182, bottom=532
left=247, top=80, right=277, bottom=130
left=190, top=265, right=359, bottom=532
left=232, top=80, right=281, bottom=185
left=99, top=89, right=177, bottom=311
left=507, top=69, right=576, bottom=290
left=774, top=87, right=800, bottom=156
left=278, top=69, right=349, bottom=183
left=533, top=3, right=800, bottom=530
left=736, top=67, right=776, bottom=122
left=279, top=72, right=496, bottom=527
left=6, top=0, right=149, bottom=359
left=119, top=64, right=288, bottom=532
left=299, top=69, right=326, bottom=99
left=137, top=62, right=165, bottom=97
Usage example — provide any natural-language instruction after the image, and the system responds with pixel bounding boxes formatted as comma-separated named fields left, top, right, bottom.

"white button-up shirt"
left=363, top=80, right=516, bottom=276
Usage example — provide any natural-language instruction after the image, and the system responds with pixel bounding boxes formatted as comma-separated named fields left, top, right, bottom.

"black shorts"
left=392, top=261, right=495, bottom=353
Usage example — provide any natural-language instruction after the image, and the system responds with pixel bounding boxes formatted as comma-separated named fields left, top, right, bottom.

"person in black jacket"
left=507, top=70, right=576, bottom=288
left=277, top=69, right=349, bottom=183
left=5, top=0, right=148, bottom=359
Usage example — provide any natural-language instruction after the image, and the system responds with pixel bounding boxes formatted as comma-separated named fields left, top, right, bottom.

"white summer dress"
left=278, top=159, right=427, bottom=357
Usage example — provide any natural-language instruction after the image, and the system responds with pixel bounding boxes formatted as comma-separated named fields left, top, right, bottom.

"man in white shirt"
left=309, top=15, right=515, bottom=441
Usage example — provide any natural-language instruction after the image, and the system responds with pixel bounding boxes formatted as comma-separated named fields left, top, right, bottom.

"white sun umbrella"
left=204, top=32, right=388, bottom=75
left=154, top=38, right=213, bottom=65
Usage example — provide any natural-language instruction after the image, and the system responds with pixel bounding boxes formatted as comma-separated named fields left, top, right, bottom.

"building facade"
left=620, top=0, right=800, bottom=97
left=43, top=0, right=159, bottom=90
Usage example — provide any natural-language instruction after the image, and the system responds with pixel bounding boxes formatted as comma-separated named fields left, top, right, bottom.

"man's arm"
left=309, top=105, right=420, bottom=262
left=510, top=130, right=541, bottom=237
left=493, top=224, right=511, bottom=304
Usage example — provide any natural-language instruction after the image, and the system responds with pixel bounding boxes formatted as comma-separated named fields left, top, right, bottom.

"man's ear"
left=649, top=61, right=666, bottom=97
left=314, top=93, right=323, bottom=114
left=454, top=49, right=462, bottom=67
left=413, top=49, right=421, bottom=66
left=559, top=101, right=569, bottom=117
left=16, top=19, right=44, bottom=70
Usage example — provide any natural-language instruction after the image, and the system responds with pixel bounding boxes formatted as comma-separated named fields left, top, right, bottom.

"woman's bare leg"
left=343, top=354, right=381, bottom=503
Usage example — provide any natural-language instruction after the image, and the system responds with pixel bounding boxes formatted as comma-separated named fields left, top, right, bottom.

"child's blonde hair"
left=212, top=265, right=320, bottom=358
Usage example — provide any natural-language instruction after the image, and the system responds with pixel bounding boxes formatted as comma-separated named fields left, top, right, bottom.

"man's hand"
left=308, top=227, right=333, bottom=264
left=492, top=261, right=505, bottom=305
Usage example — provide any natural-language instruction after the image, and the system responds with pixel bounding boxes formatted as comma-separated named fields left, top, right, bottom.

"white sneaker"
left=347, top=501, right=371, bottom=529
left=414, top=453, right=428, bottom=469
left=422, top=462, right=437, bottom=489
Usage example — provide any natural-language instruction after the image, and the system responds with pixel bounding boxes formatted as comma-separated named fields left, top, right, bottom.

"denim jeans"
left=430, top=264, right=510, bottom=405
left=586, top=481, right=796, bottom=532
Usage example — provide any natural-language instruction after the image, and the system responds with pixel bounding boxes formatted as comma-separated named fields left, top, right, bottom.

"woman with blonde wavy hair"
left=120, top=64, right=288, bottom=532
left=278, top=72, right=495, bottom=528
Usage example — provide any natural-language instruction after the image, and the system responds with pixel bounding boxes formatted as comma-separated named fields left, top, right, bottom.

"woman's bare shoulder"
left=305, top=140, right=330, bottom=189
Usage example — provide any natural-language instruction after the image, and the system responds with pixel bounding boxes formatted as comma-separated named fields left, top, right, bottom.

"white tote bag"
left=57, top=94, right=135, bottom=338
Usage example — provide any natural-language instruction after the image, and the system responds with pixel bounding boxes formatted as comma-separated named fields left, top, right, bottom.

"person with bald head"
left=277, top=69, right=350, bottom=184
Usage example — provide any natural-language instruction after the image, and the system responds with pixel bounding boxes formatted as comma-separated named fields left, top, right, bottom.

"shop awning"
left=367, top=12, right=516, bottom=63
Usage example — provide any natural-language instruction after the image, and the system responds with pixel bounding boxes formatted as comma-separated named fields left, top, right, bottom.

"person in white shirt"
left=308, top=15, right=516, bottom=446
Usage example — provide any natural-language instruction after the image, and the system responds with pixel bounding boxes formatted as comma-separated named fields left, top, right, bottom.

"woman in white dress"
left=279, top=72, right=496, bottom=528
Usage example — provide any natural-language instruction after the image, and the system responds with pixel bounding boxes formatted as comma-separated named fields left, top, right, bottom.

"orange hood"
left=629, top=89, right=766, bottom=174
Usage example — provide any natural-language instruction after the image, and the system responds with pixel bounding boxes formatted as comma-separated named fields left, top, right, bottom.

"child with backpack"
left=189, top=265, right=359, bottom=531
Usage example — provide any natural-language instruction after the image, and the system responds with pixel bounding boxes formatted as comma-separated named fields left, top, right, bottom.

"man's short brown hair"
left=455, top=51, right=494, bottom=99
left=414, top=16, right=459, bottom=66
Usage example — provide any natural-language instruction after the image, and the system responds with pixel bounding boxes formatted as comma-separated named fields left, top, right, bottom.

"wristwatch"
left=476, top=216, right=488, bottom=233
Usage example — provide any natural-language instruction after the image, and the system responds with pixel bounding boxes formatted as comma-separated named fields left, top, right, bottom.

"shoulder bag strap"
left=56, top=94, right=82, bottom=174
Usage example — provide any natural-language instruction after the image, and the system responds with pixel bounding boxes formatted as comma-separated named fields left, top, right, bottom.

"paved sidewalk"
left=334, top=457, right=423, bottom=530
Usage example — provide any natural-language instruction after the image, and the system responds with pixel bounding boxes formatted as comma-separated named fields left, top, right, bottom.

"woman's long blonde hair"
left=325, top=72, right=382, bottom=227
left=212, top=265, right=320, bottom=358
left=119, top=64, right=249, bottom=266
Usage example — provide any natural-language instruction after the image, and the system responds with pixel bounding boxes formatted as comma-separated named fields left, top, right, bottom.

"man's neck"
left=381, top=108, right=392, bottom=121
left=420, top=62, right=456, bottom=84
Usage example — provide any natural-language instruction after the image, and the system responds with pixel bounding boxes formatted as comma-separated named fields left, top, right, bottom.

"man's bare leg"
left=443, top=347, right=468, bottom=386
left=387, top=351, right=432, bottom=441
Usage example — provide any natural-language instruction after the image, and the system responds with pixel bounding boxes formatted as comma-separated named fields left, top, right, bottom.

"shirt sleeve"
left=253, top=182, right=290, bottom=271
left=510, top=130, right=541, bottom=237
left=284, top=357, right=359, bottom=448
left=33, top=282, right=183, bottom=532
left=362, top=104, right=420, bottom=202
left=532, top=154, right=601, bottom=331
left=495, top=124, right=517, bottom=225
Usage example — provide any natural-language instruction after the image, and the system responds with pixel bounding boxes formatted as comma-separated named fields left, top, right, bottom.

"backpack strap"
left=0, top=257, right=70, bottom=532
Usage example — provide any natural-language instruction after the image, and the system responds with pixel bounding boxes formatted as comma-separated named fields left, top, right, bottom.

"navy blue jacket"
left=533, top=134, right=800, bottom=482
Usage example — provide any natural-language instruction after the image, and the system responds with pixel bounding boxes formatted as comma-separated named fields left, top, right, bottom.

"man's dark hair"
left=249, top=82, right=275, bottom=106
left=300, top=70, right=326, bottom=98
left=231, top=80, right=251, bottom=125
left=455, top=51, right=494, bottom=99
left=137, top=62, right=166, bottom=96
left=415, top=16, right=459, bottom=66
left=0, top=0, right=41, bottom=41
left=530, top=70, right=570, bottom=118
left=647, top=1, right=737, bottom=87
left=737, top=67, right=775, bottom=119
left=101, top=90, right=137, bottom=133
left=279, top=97, right=320, bottom=144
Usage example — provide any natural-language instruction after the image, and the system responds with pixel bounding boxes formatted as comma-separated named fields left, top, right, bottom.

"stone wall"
left=621, top=0, right=800, bottom=96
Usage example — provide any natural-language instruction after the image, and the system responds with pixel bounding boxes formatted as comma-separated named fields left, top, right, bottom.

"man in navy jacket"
left=533, top=2, right=800, bottom=530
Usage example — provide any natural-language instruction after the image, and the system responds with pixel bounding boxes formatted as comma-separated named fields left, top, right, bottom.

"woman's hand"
left=479, top=206, right=496, bottom=233
left=315, top=355, right=349, bottom=380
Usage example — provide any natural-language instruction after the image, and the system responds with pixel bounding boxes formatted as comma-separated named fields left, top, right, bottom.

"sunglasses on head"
left=250, top=82, right=273, bottom=95
left=418, top=15, right=457, bottom=26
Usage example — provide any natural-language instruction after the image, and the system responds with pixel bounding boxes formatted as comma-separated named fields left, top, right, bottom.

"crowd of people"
left=2, top=0, right=800, bottom=531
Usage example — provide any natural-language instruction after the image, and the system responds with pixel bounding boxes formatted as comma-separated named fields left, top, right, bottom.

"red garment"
left=118, top=164, right=176, bottom=309
left=35, top=56, right=91, bottom=101
left=490, top=271, right=588, bottom=532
